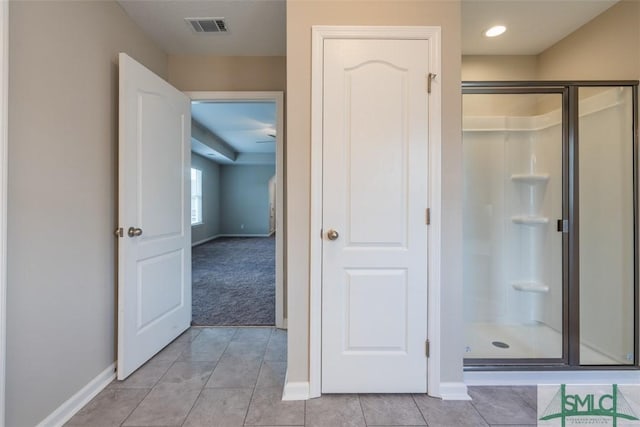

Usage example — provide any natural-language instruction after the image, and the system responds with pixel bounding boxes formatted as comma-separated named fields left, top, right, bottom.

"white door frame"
left=0, top=1, right=8, bottom=424
left=186, top=91, right=286, bottom=329
left=309, top=26, right=442, bottom=398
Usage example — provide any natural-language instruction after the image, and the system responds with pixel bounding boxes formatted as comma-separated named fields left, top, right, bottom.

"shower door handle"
left=556, top=219, right=568, bottom=233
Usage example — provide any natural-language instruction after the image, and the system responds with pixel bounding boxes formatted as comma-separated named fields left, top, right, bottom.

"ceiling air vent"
left=186, top=17, right=228, bottom=33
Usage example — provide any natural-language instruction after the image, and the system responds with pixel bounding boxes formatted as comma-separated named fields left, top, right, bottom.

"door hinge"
left=425, top=340, right=430, bottom=358
left=114, top=227, right=124, bottom=238
left=426, top=208, right=431, bottom=225
left=427, top=73, right=437, bottom=94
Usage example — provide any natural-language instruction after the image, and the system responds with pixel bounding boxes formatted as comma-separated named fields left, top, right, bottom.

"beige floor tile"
left=122, top=383, right=202, bottom=426
left=305, top=394, right=366, bottom=427
left=153, top=340, right=189, bottom=363
left=182, top=388, right=252, bottom=427
left=244, top=386, right=304, bottom=426
left=360, top=394, right=426, bottom=426
left=157, top=361, right=216, bottom=389
left=231, top=327, right=273, bottom=343
left=263, top=331, right=287, bottom=362
left=195, top=327, right=237, bottom=341
left=223, top=341, right=268, bottom=359
left=109, top=359, right=173, bottom=389
left=255, top=361, right=287, bottom=389
left=413, top=394, right=488, bottom=426
left=64, top=388, right=149, bottom=427
left=468, top=386, right=538, bottom=425
left=205, top=355, right=262, bottom=388
left=178, top=333, right=231, bottom=362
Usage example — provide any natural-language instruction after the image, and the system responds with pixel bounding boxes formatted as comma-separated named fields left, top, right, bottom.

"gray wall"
left=220, top=165, right=275, bottom=235
left=190, top=159, right=275, bottom=243
left=191, top=153, right=221, bottom=245
left=7, top=2, right=167, bottom=426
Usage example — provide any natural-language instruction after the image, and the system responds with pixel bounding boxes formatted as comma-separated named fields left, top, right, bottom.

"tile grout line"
left=515, top=385, right=538, bottom=412
left=303, top=394, right=308, bottom=427
left=119, top=328, right=210, bottom=427
left=241, top=371, right=258, bottom=426
left=118, top=367, right=169, bottom=426
left=118, top=345, right=179, bottom=426
left=357, top=393, right=370, bottom=427
left=178, top=354, right=220, bottom=426
left=241, top=327, right=274, bottom=426
left=410, top=393, right=430, bottom=426
left=468, top=389, right=494, bottom=427
left=117, top=386, right=154, bottom=427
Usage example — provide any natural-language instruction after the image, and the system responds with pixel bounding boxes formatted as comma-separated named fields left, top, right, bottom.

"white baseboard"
left=192, top=234, right=272, bottom=247
left=464, top=370, right=640, bottom=386
left=36, top=363, right=115, bottom=427
left=281, top=376, right=470, bottom=401
left=218, top=233, right=271, bottom=238
left=191, top=234, right=222, bottom=247
left=282, top=372, right=310, bottom=401
left=438, top=382, right=471, bottom=400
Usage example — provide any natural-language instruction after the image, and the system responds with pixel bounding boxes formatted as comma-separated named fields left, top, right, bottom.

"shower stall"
left=463, top=81, right=638, bottom=368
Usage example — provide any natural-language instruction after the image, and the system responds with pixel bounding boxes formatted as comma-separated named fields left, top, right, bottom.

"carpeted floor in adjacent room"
left=191, top=236, right=275, bottom=326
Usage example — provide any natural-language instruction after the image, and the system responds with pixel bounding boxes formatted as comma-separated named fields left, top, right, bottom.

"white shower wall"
left=463, top=112, right=563, bottom=332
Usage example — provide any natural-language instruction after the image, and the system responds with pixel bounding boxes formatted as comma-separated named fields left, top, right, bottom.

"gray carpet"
left=191, top=236, right=275, bottom=326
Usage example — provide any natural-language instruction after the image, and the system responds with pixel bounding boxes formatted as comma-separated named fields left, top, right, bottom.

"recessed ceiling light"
left=484, top=25, right=507, bottom=38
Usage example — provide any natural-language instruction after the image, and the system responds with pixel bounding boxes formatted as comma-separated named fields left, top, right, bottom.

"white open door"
left=321, top=38, right=430, bottom=393
left=117, top=53, right=191, bottom=380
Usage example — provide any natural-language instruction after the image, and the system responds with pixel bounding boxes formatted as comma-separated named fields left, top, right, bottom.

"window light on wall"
left=191, top=168, right=203, bottom=225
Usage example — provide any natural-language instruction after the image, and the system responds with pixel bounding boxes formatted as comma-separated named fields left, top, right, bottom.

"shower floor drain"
left=492, top=341, right=510, bottom=349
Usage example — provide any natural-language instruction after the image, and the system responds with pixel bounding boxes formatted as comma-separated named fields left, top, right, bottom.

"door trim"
left=0, top=1, right=8, bottom=424
left=186, top=91, right=286, bottom=329
left=309, top=26, right=442, bottom=398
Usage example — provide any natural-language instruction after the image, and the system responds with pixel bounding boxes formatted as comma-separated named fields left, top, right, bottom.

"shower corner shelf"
left=511, top=215, right=549, bottom=225
left=510, top=173, right=550, bottom=184
left=511, top=281, right=550, bottom=293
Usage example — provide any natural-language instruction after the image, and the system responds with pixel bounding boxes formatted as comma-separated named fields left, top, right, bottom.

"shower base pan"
left=465, top=322, right=620, bottom=364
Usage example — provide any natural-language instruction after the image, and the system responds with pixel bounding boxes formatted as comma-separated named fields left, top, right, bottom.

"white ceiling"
left=117, top=0, right=618, bottom=57
left=191, top=101, right=276, bottom=164
left=463, top=0, right=619, bottom=55
left=119, top=1, right=620, bottom=163
left=117, top=0, right=285, bottom=56
left=192, top=101, right=276, bottom=153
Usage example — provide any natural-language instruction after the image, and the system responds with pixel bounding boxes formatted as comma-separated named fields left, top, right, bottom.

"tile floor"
left=65, top=327, right=538, bottom=427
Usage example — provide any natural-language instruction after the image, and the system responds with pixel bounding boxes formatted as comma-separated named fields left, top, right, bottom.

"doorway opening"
left=462, top=81, right=639, bottom=369
left=188, top=91, right=285, bottom=329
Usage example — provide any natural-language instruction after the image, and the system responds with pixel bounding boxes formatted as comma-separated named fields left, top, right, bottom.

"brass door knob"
left=127, top=227, right=143, bottom=237
left=327, top=229, right=339, bottom=241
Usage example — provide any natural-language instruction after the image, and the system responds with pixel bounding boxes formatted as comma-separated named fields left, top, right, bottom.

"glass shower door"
left=463, top=91, right=565, bottom=362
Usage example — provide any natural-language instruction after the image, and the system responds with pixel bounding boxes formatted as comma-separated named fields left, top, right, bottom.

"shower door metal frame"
left=462, top=81, right=639, bottom=371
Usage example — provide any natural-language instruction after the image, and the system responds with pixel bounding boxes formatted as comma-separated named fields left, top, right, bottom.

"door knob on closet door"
left=128, top=227, right=143, bottom=237
left=327, top=229, right=339, bottom=241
